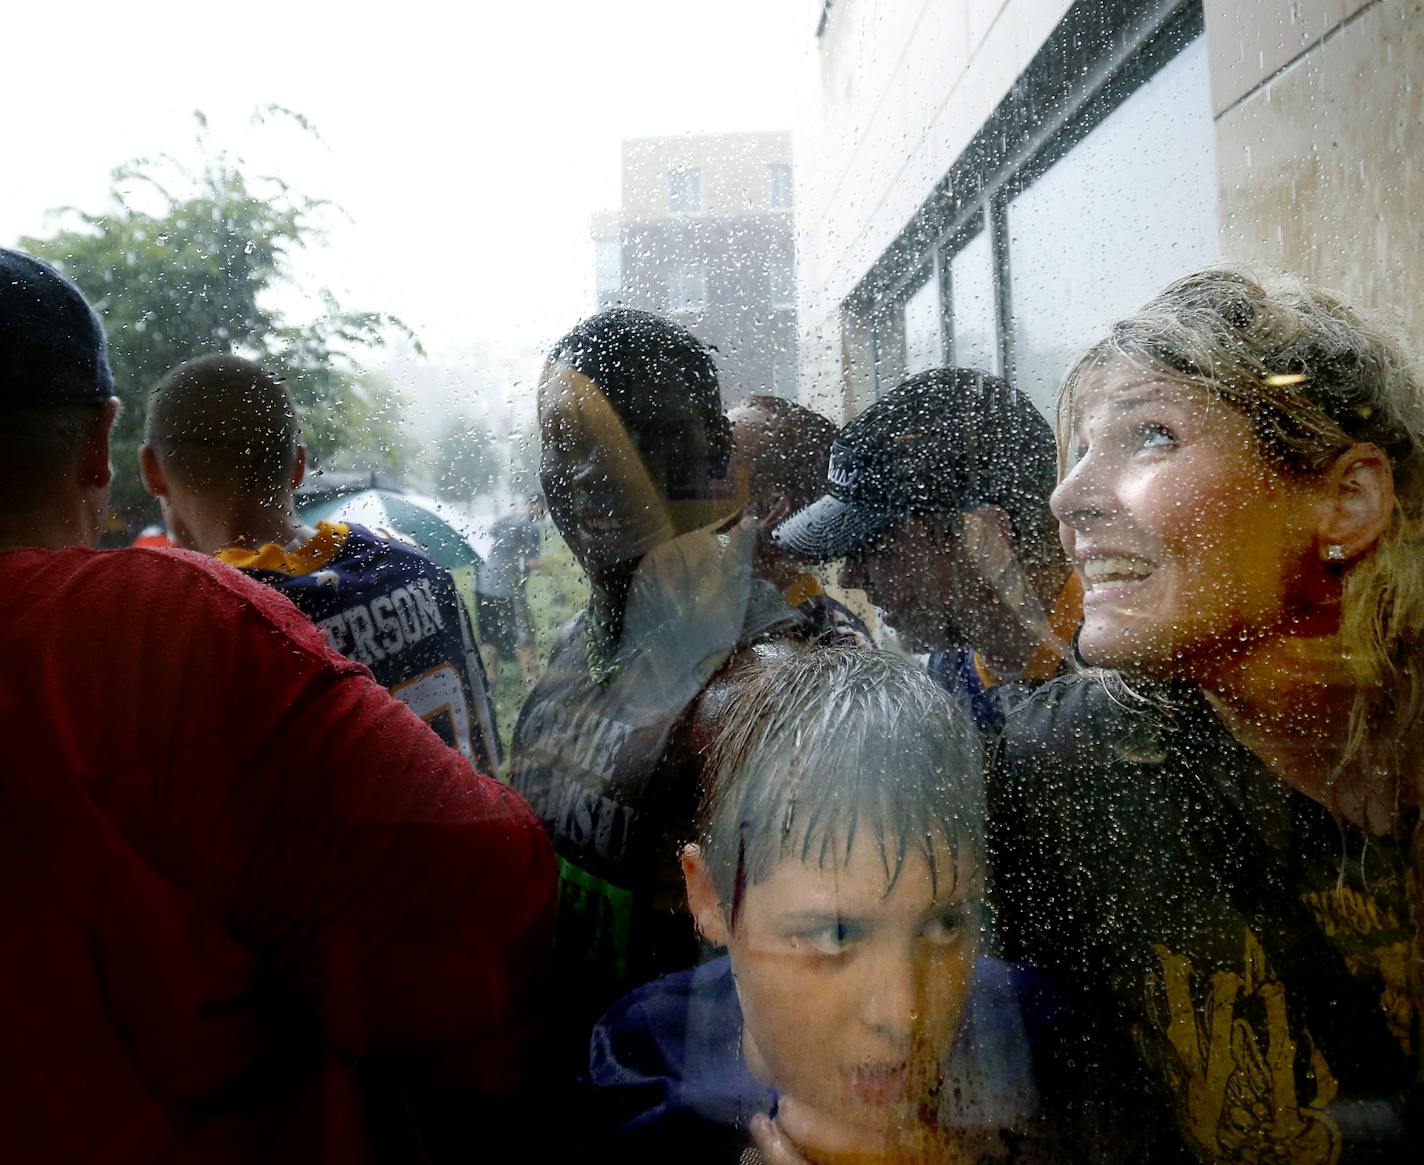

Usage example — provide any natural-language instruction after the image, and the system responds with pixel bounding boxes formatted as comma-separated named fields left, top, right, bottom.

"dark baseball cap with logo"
left=0, top=248, right=114, bottom=409
left=774, top=367, right=1056, bottom=562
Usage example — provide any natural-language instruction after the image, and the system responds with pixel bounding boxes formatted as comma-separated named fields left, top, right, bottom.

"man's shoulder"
left=589, top=957, right=751, bottom=1105
left=6, top=544, right=351, bottom=670
left=275, top=523, right=456, bottom=597
left=742, top=577, right=811, bottom=643
left=36, top=544, right=304, bottom=615
left=140, top=546, right=358, bottom=647
left=339, top=522, right=443, bottom=569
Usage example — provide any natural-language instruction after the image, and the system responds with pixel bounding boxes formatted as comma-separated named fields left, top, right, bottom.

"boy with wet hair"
left=589, top=645, right=1036, bottom=1164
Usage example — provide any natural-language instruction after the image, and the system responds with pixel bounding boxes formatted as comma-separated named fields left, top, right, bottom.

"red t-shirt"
left=0, top=546, right=554, bottom=1162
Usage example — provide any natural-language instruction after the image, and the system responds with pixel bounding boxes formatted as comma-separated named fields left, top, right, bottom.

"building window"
left=668, top=262, right=707, bottom=313
left=594, top=238, right=622, bottom=307
left=852, top=13, right=1217, bottom=417
left=768, top=250, right=794, bottom=308
left=948, top=229, right=998, bottom=375
left=772, top=344, right=796, bottom=396
left=902, top=269, right=942, bottom=376
left=667, top=167, right=702, bottom=216
left=1006, top=36, right=1218, bottom=411
left=768, top=163, right=793, bottom=211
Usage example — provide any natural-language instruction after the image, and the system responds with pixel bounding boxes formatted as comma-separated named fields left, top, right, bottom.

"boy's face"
left=723, top=835, right=979, bottom=1129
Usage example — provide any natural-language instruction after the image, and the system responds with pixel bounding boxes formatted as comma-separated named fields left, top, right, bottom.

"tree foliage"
left=431, top=414, right=499, bottom=503
left=21, top=107, right=416, bottom=526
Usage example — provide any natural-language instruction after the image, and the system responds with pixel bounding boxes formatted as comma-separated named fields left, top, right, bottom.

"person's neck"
left=203, top=503, right=307, bottom=555
left=1196, top=628, right=1390, bottom=832
left=588, top=560, right=638, bottom=618
left=0, top=495, right=99, bottom=550
left=754, top=544, right=803, bottom=594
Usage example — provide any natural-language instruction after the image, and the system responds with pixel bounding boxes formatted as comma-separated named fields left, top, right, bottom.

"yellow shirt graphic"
left=1137, top=884, right=1414, bottom=1165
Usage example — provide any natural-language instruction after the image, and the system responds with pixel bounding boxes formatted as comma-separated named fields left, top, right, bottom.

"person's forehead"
left=744, top=835, right=972, bottom=918
left=536, top=360, right=590, bottom=416
left=729, top=408, right=773, bottom=458
left=1069, top=363, right=1205, bottom=423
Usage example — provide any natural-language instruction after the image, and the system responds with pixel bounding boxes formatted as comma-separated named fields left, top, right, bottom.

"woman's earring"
left=1326, top=544, right=1347, bottom=562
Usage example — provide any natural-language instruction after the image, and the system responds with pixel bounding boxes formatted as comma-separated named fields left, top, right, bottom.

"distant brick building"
left=592, top=132, right=797, bottom=405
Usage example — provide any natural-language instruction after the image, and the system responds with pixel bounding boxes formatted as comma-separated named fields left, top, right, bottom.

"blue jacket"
left=588, top=953, right=1047, bottom=1161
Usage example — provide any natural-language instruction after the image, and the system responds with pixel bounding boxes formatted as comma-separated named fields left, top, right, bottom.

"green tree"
left=431, top=413, right=499, bottom=503
left=324, top=368, right=415, bottom=477
left=21, top=107, right=416, bottom=528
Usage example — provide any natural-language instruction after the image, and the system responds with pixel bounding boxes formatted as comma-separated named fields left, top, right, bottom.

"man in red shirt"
left=0, top=247, right=555, bottom=1162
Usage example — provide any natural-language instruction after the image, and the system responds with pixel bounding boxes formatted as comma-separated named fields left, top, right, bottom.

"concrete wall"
left=1210, top=0, right=1424, bottom=337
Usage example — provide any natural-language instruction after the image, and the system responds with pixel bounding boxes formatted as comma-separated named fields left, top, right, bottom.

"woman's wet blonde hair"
left=1058, top=266, right=1424, bottom=1005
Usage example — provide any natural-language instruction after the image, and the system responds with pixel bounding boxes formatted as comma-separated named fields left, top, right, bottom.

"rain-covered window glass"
left=666, top=166, right=703, bottom=216
left=768, top=162, right=793, bottom=211
left=668, top=260, right=708, bottom=313
left=902, top=267, right=943, bottom=376
left=771, top=344, right=796, bottom=396
left=594, top=237, right=623, bottom=308
left=949, top=227, right=999, bottom=375
left=10, top=0, right=1424, bottom=1161
left=1006, top=34, right=1219, bottom=410
left=869, top=304, right=906, bottom=396
left=767, top=248, right=794, bottom=309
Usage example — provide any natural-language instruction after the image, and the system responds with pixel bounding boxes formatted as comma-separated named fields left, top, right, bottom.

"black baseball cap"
left=0, top=248, right=114, bottom=409
left=774, top=367, right=1056, bottom=561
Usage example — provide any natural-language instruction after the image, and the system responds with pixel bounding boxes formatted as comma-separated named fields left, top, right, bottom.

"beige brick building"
left=591, top=133, right=798, bottom=404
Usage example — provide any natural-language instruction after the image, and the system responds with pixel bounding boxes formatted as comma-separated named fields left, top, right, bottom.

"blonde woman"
left=993, top=268, right=1423, bottom=1164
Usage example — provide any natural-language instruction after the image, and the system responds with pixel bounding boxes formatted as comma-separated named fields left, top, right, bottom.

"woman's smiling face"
left=1051, top=365, right=1326, bottom=681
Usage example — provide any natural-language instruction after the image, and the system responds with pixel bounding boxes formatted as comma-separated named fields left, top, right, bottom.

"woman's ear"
left=681, top=844, right=731, bottom=947
left=1317, top=443, right=1394, bottom=563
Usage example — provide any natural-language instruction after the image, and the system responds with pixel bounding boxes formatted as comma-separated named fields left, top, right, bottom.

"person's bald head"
left=728, top=394, right=837, bottom=519
left=144, top=355, right=301, bottom=499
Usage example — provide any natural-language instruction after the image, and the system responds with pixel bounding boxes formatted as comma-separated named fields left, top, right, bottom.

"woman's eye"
left=921, top=912, right=968, bottom=945
left=1135, top=423, right=1177, bottom=451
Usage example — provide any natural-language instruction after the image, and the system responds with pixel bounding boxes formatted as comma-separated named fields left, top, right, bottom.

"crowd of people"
left=2, top=244, right=1421, bottom=1163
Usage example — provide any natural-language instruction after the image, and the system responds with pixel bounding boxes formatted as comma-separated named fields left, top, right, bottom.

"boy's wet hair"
left=696, top=644, right=984, bottom=922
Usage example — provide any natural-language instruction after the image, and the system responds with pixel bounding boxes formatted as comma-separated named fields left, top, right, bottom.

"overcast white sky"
left=6, top=0, right=811, bottom=430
